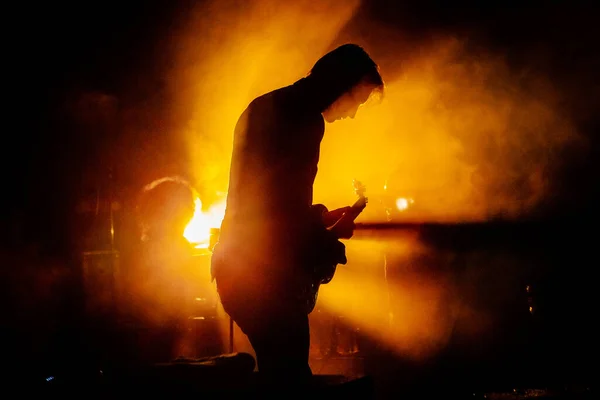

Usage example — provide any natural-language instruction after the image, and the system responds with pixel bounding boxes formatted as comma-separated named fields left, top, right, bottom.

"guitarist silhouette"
left=212, top=44, right=383, bottom=385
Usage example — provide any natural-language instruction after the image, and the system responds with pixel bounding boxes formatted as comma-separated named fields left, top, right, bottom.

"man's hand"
left=322, top=206, right=352, bottom=227
left=329, top=212, right=356, bottom=239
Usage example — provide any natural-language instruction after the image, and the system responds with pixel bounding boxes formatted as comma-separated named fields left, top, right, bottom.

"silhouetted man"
left=212, top=44, right=384, bottom=385
left=124, top=176, right=198, bottom=364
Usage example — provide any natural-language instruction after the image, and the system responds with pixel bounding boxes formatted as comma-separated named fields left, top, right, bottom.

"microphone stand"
left=209, top=228, right=234, bottom=353
left=229, top=317, right=234, bottom=353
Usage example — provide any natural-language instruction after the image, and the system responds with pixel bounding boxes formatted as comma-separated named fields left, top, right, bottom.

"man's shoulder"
left=249, top=86, right=293, bottom=108
left=240, top=89, right=280, bottom=120
left=250, top=85, right=320, bottom=121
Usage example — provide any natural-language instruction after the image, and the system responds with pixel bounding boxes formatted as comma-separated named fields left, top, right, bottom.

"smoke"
left=69, top=0, right=586, bottom=354
left=167, top=0, right=360, bottom=207
left=316, top=230, right=537, bottom=362
left=317, top=37, right=584, bottom=221
left=317, top=235, right=460, bottom=361
left=163, top=0, right=583, bottom=220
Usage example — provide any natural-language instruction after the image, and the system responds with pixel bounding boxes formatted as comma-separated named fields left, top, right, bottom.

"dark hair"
left=309, top=44, right=384, bottom=96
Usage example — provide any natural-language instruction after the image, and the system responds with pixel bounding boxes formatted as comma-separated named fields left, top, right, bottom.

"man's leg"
left=247, top=310, right=312, bottom=385
left=216, top=274, right=311, bottom=383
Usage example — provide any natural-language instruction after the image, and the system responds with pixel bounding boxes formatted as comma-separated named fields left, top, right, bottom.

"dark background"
left=5, top=0, right=599, bottom=254
left=3, top=0, right=598, bottom=394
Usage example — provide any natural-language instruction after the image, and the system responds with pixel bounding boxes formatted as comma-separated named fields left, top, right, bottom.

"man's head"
left=308, top=44, right=384, bottom=122
left=137, top=176, right=196, bottom=241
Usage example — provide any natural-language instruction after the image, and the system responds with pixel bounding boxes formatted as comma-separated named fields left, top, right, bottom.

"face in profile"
left=322, top=82, right=377, bottom=123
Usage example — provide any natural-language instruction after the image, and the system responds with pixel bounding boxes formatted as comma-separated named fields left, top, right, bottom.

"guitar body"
left=302, top=180, right=367, bottom=313
left=303, top=262, right=336, bottom=314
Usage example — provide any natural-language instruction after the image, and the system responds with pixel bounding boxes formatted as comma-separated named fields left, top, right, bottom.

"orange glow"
left=395, top=197, right=415, bottom=211
left=396, top=197, right=408, bottom=211
left=170, top=5, right=580, bottom=223
left=161, top=0, right=586, bottom=362
left=183, top=198, right=226, bottom=248
left=170, top=0, right=361, bottom=208
left=313, top=235, right=494, bottom=361
left=312, top=236, right=454, bottom=360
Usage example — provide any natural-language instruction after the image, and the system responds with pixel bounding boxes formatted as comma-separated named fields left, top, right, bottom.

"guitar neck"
left=346, top=197, right=367, bottom=222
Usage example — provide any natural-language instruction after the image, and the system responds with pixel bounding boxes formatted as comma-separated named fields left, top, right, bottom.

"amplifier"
left=81, top=250, right=120, bottom=316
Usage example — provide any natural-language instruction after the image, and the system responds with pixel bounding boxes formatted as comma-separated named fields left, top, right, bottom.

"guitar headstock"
left=352, top=179, right=368, bottom=210
left=353, top=179, right=366, bottom=198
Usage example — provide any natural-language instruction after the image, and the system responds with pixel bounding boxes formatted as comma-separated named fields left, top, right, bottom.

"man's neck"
left=293, top=77, right=339, bottom=115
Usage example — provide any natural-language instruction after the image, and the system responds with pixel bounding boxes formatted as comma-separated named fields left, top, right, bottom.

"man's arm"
left=313, top=204, right=356, bottom=239
left=328, top=211, right=355, bottom=239
left=321, top=206, right=351, bottom=227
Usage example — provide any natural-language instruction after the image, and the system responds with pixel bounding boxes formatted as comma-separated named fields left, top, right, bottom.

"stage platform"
left=35, top=353, right=375, bottom=398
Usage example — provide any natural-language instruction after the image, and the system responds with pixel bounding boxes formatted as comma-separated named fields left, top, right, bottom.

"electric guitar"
left=302, top=179, right=368, bottom=313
